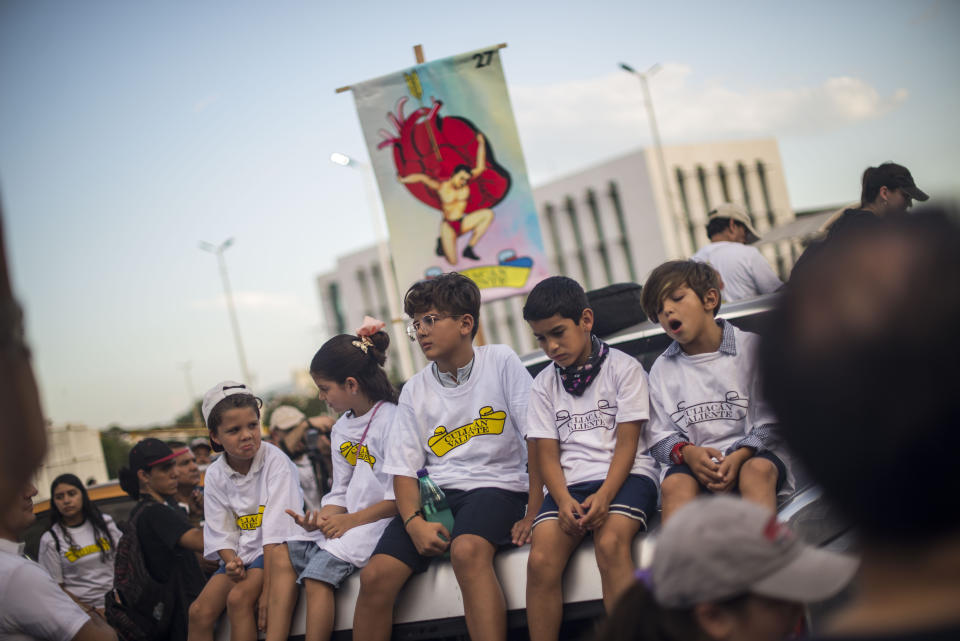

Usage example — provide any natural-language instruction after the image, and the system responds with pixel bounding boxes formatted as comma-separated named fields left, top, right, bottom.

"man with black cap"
left=692, top=202, right=783, bottom=302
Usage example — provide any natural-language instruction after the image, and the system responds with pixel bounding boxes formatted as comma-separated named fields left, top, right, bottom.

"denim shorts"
left=213, top=553, right=264, bottom=575
left=287, top=540, right=357, bottom=588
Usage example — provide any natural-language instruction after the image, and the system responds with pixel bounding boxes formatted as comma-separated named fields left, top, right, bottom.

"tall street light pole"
left=620, top=62, right=684, bottom=255
left=199, top=238, right=253, bottom=385
left=330, top=152, right=415, bottom=380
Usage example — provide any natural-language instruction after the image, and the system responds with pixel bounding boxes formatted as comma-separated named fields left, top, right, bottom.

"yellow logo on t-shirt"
left=64, top=537, right=111, bottom=563
left=428, top=406, right=507, bottom=456
left=340, top=441, right=376, bottom=468
left=236, top=505, right=265, bottom=530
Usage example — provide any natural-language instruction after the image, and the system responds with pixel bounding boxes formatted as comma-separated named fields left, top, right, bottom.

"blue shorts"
left=533, top=474, right=658, bottom=531
left=372, top=487, right=527, bottom=574
left=287, top=540, right=357, bottom=588
left=664, top=450, right=787, bottom=493
left=213, top=554, right=264, bottom=575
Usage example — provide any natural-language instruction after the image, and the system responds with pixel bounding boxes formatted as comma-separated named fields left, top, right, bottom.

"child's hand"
left=510, top=513, right=535, bottom=546
left=707, top=449, right=751, bottom=493
left=684, top=445, right=725, bottom=486
left=225, top=557, right=245, bottom=582
left=556, top=495, right=585, bottom=535
left=319, top=513, right=357, bottom=539
left=580, top=490, right=613, bottom=530
left=407, top=518, right=451, bottom=556
left=286, top=509, right=325, bottom=532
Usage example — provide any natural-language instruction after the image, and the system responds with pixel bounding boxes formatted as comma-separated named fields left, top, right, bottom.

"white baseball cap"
left=201, top=380, right=255, bottom=427
left=269, top=405, right=306, bottom=431
left=708, top=203, right=762, bottom=243
left=650, top=496, right=858, bottom=608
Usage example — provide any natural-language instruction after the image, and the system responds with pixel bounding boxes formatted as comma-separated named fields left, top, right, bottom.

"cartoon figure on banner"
left=378, top=81, right=512, bottom=266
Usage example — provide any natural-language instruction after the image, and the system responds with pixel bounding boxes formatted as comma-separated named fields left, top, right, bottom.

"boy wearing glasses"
left=353, top=272, right=541, bottom=641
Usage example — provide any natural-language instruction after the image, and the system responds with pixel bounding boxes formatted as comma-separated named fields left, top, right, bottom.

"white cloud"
left=512, top=63, right=908, bottom=182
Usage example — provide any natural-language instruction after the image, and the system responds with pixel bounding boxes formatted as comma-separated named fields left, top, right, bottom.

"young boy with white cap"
left=188, top=381, right=305, bottom=641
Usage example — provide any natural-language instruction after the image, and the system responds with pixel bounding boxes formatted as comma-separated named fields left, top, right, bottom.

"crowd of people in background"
left=2, top=161, right=959, bottom=641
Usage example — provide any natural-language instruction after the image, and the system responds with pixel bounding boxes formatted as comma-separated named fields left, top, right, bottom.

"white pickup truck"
left=215, top=294, right=853, bottom=640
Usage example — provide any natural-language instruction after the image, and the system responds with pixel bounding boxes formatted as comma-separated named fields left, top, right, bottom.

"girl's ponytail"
left=118, top=467, right=140, bottom=500
left=310, top=317, right=398, bottom=405
left=595, top=580, right=702, bottom=641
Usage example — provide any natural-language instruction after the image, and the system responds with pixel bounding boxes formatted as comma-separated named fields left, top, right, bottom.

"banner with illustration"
left=351, top=45, right=547, bottom=301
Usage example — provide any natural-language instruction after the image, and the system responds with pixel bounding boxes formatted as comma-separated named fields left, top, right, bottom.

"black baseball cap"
left=129, top=438, right=187, bottom=473
left=868, top=163, right=929, bottom=202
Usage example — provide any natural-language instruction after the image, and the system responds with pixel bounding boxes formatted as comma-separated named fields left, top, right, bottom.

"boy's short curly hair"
left=640, top=260, right=722, bottom=321
left=403, top=272, right=481, bottom=338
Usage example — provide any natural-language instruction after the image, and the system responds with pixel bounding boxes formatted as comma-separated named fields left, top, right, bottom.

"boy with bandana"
left=522, top=276, right=660, bottom=641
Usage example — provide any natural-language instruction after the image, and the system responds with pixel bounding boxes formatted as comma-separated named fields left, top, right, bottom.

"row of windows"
left=541, top=180, right=637, bottom=290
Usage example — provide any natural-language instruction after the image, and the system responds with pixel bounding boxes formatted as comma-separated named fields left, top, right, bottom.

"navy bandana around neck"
left=556, top=335, right=609, bottom=397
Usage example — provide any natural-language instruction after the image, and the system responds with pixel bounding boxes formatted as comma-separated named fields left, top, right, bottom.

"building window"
left=356, top=269, right=373, bottom=318
left=328, top=282, right=346, bottom=335
left=543, top=203, right=567, bottom=275
left=696, top=165, right=711, bottom=215
left=737, top=162, right=758, bottom=228
left=370, top=264, right=390, bottom=324
left=675, top=168, right=697, bottom=254
left=717, top=164, right=731, bottom=202
left=586, top=188, right=613, bottom=285
left=606, top=181, right=637, bottom=282
left=565, top=196, right=592, bottom=289
left=755, top=161, right=777, bottom=228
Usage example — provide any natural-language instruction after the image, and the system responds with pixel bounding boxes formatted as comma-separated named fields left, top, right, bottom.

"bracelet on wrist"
left=670, top=441, right=693, bottom=465
left=403, top=510, right=423, bottom=528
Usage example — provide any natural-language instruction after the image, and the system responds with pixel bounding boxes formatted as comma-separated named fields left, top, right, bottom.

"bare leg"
left=738, top=457, right=778, bottom=512
left=440, top=221, right=458, bottom=264
left=188, top=573, right=234, bottom=641
left=462, top=209, right=495, bottom=247
left=303, top=579, right=336, bottom=641
left=450, top=534, right=507, bottom=641
left=226, top=568, right=264, bottom=641
left=660, top=474, right=700, bottom=522
left=265, top=545, right=300, bottom=641
left=353, top=554, right=413, bottom=641
left=526, top=521, right=583, bottom=641
left=593, top=515, right=643, bottom=612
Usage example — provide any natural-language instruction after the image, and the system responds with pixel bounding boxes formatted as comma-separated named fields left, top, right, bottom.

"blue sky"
left=1, top=0, right=958, bottom=427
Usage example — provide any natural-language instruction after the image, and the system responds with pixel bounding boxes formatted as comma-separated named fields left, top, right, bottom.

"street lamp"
left=620, top=62, right=685, bottom=253
left=199, top=238, right=253, bottom=385
left=329, top=152, right=415, bottom=380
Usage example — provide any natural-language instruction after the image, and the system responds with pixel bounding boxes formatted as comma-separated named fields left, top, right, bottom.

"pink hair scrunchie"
left=355, top=315, right=386, bottom=338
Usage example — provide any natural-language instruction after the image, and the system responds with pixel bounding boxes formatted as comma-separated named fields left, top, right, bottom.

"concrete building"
left=316, top=137, right=796, bottom=367
left=34, top=423, right=110, bottom=502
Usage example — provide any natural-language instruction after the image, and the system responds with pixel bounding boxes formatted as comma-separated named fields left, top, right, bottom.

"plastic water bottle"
left=417, top=468, right=455, bottom=538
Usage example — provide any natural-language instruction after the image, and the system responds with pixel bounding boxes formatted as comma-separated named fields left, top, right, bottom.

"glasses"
left=406, top=313, right=462, bottom=341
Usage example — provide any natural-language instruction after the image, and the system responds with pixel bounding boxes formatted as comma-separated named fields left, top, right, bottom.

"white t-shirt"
left=692, top=241, right=782, bottom=302
left=203, top=441, right=304, bottom=565
left=0, top=538, right=90, bottom=641
left=294, top=402, right=397, bottom=568
left=383, top=344, right=532, bottom=492
left=38, top=516, right=122, bottom=609
left=526, top=348, right=660, bottom=487
left=645, top=323, right=794, bottom=494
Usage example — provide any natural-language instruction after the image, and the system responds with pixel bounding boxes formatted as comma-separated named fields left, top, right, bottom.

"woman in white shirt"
left=38, top=473, right=122, bottom=613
